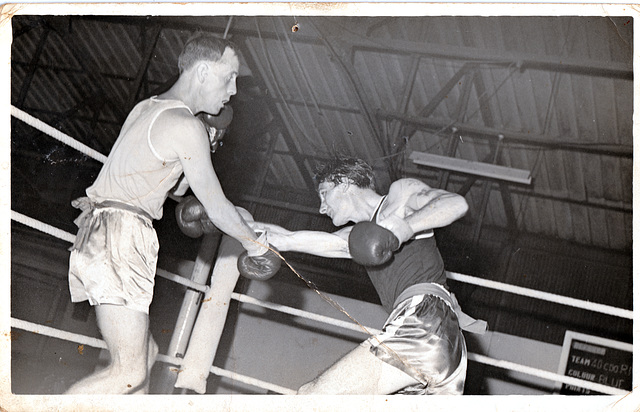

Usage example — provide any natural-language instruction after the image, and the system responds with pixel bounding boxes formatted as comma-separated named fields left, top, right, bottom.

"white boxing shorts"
left=68, top=198, right=159, bottom=314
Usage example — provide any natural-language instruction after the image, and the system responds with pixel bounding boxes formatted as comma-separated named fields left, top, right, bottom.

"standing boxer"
left=66, top=33, right=273, bottom=394
left=253, top=156, right=486, bottom=395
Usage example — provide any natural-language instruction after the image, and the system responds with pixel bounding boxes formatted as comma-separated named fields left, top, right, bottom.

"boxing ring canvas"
left=3, top=3, right=637, bottom=412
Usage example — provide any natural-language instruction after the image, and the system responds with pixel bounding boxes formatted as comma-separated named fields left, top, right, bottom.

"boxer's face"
left=318, top=180, right=354, bottom=226
left=200, top=47, right=239, bottom=115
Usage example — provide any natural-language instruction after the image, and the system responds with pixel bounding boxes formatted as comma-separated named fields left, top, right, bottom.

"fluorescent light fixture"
left=410, top=151, right=532, bottom=185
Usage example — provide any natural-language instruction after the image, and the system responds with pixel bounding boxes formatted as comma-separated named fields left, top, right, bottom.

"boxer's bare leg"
left=297, top=342, right=420, bottom=394
left=65, top=304, right=151, bottom=394
left=132, top=335, right=158, bottom=394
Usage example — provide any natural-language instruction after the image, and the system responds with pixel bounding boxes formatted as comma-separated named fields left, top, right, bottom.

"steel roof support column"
left=389, top=56, right=421, bottom=179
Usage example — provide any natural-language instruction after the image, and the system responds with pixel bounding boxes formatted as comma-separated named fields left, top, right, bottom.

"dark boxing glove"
left=348, top=221, right=400, bottom=266
left=237, top=248, right=282, bottom=281
left=175, top=195, right=218, bottom=238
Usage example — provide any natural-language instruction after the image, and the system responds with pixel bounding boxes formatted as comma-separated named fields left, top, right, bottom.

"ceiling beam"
left=12, top=61, right=140, bottom=82
left=388, top=56, right=422, bottom=179
left=405, top=63, right=476, bottom=140
left=310, top=22, right=386, bottom=158
left=378, top=110, right=633, bottom=158
left=404, top=164, right=632, bottom=214
left=243, top=35, right=317, bottom=192
left=43, top=17, right=127, bottom=121
left=267, top=94, right=362, bottom=115
left=14, top=27, right=50, bottom=109
left=472, top=139, right=504, bottom=244
left=464, top=64, right=520, bottom=234
left=80, top=15, right=632, bottom=81
left=347, top=36, right=632, bottom=80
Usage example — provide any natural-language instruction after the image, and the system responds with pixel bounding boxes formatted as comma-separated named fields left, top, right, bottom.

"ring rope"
left=11, top=106, right=633, bottom=396
left=10, top=317, right=296, bottom=395
left=446, top=271, right=633, bottom=320
left=466, top=352, right=628, bottom=396
left=11, top=210, right=76, bottom=244
left=11, top=211, right=631, bottom=395
left=11, top=209, right=376, bottom=333
left=11, top=209, right=631, bottom=321
left=11, top=211, right=210, bottom=293
left=11, top=106, right=108, bottom=163
left=11, top=107, right=632, bottom=320
left=12, top=317, right=107, bottom=350
left=10, top=317, right=625, bottom=396
left=156, top=268, right=209, bottom=293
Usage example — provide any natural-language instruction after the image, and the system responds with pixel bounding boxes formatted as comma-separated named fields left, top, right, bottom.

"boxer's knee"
left=148, top=335, right=159, bottom=362
left=296, top=380, right=318, bottom=394
left=114, top=357, right=148, bottom=382
left=147, top=335, right=159, bottom=375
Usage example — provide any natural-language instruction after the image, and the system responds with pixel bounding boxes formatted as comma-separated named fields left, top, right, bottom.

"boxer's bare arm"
left=380, top=178, right=468, bottom=234
left=249, top=221, right=352, bottom=259
left=153, top=110, right=260, bottom=251
left=172, top=175, right=190, bottom=196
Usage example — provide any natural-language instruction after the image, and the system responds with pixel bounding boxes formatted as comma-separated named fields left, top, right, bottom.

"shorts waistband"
left=394, top=282, right=488, bottom=335
left=69, top=197, right=153, bottom=251
left=394, top=283, right=451, bottom=309
left=96, top=200, right=153, bottom=222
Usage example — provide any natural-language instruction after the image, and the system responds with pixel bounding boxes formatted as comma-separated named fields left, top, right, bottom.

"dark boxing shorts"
left=365, top=291, right=467, bottom=395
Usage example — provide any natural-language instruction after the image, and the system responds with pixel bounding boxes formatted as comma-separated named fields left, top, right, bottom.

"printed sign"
left=556, top=331, right=632, bottom=395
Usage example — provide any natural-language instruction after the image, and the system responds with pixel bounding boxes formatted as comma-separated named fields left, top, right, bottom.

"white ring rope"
left=9, top=208, right=631, bottom=395
left=11, top=106, right=108, bottom=163
left=11, top=212, right=630, bottom=397
left=446, top=272, right=633, bottom=320
left=12, top=317, right=108, bottom=350
left=466, top=352, right=628, bottom=396
left=10, top=317, right=296, bottom=395
left=10, top=106, right=632, bottom=396
left=11, top=106, right=632, bottom=320
left=11, top=210, right=210, bottom=293
left=10, top=209, right=375, bottom=333
left=11, top=208, right=632, bottom=322
left=11, top=210, right=76, bottom=244
left=10, top=317, right=625, bottom=396
left=155, top=268, right=209, bottom=293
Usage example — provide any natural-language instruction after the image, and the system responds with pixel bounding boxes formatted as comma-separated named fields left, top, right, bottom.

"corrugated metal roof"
left=10, top=15, right=633, bottom=254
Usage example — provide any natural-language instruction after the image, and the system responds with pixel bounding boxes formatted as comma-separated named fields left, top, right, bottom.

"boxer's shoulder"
left=383, top=179, right=430, bottom=216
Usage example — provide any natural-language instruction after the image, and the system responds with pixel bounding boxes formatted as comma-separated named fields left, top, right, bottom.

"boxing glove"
left=348, top=221, right=400, bottom=266
left=237, top=248, right=282, bottom=281
left=175, top=196, right=218, bottom=238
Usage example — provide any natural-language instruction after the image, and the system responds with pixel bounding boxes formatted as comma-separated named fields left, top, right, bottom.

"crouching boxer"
left=250, top=156, right=486, bottom=395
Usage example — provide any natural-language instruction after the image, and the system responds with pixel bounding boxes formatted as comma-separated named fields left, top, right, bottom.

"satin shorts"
left=68, top=206, right=159, bottom=314
left=365, top=293, right=467, bottom=395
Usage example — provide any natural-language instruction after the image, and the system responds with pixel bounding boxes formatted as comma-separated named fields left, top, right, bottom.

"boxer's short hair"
left=178, top=32, right=237, bottom=73
left=315, top=156, right=375, bottom=190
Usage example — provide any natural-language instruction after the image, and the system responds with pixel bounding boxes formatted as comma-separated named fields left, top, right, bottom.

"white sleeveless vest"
left=86, top=97, right=192, bottom=219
